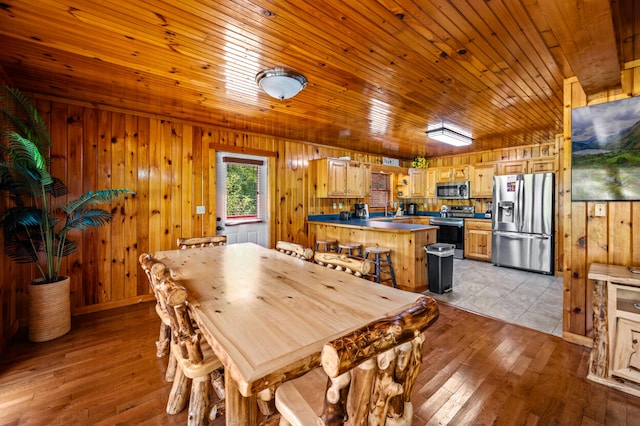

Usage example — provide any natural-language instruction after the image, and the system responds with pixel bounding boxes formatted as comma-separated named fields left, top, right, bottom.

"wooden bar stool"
left=315, top=238, right=338, bottom=252
left=338, top=242, right=363, bottom=257
left=364, top=246, right=398, bottom=288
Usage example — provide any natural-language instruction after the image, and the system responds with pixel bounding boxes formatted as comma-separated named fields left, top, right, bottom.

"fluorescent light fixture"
left=255, top=68, right=308, bottom=100
left=426, top=126, right=473, bottom=147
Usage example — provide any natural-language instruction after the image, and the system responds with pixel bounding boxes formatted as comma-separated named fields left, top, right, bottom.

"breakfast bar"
left=307, top=218, right=438, bottom=292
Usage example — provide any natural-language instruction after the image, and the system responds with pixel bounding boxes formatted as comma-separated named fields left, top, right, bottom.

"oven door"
left=436, top=224, right=464, bottom=259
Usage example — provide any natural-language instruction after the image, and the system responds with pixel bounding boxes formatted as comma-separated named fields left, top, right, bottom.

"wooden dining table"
left=154, top=242, right=431, bottom=425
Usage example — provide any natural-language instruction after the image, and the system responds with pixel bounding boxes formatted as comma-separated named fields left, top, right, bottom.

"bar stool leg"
left=369, top=253, right=378, bottom=283
left=385, top=252, right=398, bottom=288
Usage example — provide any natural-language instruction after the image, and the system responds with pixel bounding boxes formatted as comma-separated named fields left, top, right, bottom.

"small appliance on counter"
left=354, top=203, right=369, bottom=219
left=484, top=202, right=493, bottom=219
left=407, top=203, right=418, bottom=215
left=339, top=211, right=351, bottom=221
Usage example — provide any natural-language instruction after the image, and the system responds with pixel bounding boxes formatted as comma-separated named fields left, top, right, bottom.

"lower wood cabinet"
left=588, top=263, right=640, bottom=397
left=464, top=219, right=492, bottom=261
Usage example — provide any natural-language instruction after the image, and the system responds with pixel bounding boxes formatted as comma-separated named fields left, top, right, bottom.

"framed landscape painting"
left=571, top=96, right=640, bottom=201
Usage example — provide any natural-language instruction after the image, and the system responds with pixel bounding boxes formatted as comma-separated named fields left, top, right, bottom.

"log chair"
left=177, top=235, right=227, bottom=249
left=139, top=253, right=173, bottom=360
left=276, top=241, right=314, bottom=260
left=313, top=251, right=373, bottom=277
left=159, top=274, right=226, bottom=424
left=275, top=296, right=439, bottom=426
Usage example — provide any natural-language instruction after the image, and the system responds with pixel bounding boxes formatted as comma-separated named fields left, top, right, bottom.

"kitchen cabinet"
left=470, top=164, right=496, bottom=198
left=528, top=157, right=556, bottom=174
left=464, top=219, right=492, bottom=262
left=438, top=165, right=469, bottom=182
left=588, top=264, right=640, bottom=397
left=497, top=160, right=527, bottom=175
left=409, top=168, right=427, bottom=197
left=425, top=168, right=437, bottom=198
left=310, top=158, right=370, bottom=198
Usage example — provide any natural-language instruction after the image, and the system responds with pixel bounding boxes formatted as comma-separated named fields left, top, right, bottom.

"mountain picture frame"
left=571, top=96, right=640, bottom=201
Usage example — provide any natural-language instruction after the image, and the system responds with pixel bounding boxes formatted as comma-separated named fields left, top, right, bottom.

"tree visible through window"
left=226, top=164, right=258, bottom=218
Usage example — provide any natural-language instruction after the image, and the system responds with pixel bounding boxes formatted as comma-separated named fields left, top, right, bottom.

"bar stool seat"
left=364, top=246, right=398, bottom=288
left=338, top=242, right=363, bottom=257
left=315, top=239, right=338, bottom=252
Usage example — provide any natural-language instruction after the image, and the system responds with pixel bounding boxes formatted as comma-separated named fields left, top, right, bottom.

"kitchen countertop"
left=306, top=217, right=437, bottom=232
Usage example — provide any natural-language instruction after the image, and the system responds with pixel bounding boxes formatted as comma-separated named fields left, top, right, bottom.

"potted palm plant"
left=0, top=87, right=134, bottom=341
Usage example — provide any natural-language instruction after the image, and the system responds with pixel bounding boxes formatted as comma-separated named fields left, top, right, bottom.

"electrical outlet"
left=333, top=203, right=337, bottom=209
left=339, top=203, right=343, bottom=209
left=594, top=203, right=606, bottom=217
left=196, top=205, right=206, bottom=215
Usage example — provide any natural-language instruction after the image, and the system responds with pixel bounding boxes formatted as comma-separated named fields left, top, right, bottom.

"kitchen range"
left=430, top=205, right=475, bottom=259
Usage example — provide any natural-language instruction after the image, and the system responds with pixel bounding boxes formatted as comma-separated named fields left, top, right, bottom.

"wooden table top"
left=154, top=243, right=425, bottom=397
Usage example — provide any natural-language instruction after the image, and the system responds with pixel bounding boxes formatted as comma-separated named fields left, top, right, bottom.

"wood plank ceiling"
left=0, top=0, right=638, bottom=159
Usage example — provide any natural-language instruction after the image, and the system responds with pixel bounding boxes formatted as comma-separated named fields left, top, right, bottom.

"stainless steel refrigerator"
left=492, top=172, right=554, bottom=274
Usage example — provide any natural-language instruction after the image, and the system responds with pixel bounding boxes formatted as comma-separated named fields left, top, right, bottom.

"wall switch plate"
left=196, top=205, right=206, bottom=214
left=333, top=203, right=337, bottom=209
left=339, top=203, right=343, bottom=209
left=594, top=203, right=606, bottom=217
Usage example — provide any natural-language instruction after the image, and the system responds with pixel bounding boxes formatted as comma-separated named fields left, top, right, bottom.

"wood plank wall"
left=0, top=70, right=19, bottom=352
left=562, top=60, right=640, bottom=343
left=0, top=95, right=561, bottom=352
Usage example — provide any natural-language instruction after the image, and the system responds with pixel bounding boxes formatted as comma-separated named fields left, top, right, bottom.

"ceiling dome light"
left=256, top=68, right=308, bottom=100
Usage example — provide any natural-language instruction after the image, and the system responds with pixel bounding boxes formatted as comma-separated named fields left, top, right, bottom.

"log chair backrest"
left=139, top=253, right=169, bottom=310
left=275, top=241, right=314, bottom=260
left=177, top=236, right=227, bottom=249
left=159, top=275, right=205, bottom=365
left=313, top=251, right=373, bottom=277
left=318, top=296, right=439, bottom=425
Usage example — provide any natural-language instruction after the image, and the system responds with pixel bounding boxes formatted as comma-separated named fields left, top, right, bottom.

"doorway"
left=215, top=152, right=269, bottom=247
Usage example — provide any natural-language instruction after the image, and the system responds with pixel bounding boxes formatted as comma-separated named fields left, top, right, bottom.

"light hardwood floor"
left=1, top=301, right=639, bottom=425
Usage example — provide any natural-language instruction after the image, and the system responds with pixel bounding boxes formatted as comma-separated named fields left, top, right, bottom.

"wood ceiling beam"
left=537, top=0, right=621, bottom=95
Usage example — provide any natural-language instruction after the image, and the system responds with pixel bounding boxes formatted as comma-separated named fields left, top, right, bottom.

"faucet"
left=385, top=201, right=393, bottom=216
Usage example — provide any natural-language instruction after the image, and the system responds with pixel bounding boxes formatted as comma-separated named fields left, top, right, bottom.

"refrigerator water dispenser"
left=497, top=201, right=514, bottom=224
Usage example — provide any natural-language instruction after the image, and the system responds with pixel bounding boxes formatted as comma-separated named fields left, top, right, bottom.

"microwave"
left=436, top=181, right=470, bottom=199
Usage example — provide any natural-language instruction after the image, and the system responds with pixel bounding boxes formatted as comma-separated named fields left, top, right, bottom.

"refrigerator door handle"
left=493, top=231, right=550, bottom=240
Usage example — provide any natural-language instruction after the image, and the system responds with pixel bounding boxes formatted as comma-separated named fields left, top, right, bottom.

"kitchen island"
left=307, top=217, right=438, bottom=292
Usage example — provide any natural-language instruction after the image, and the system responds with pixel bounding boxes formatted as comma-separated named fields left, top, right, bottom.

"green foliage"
left=0, top=87, right=134, bottom=283
left=226, top=164, right=258, bottom=216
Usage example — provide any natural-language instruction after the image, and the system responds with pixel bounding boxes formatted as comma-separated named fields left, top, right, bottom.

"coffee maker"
left=354, top=203, right=369, bottom=219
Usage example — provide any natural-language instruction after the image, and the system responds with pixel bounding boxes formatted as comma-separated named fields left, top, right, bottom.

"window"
left=222, top=156, right=266, bottom=223
left=370, top=172, right=391, bottom=208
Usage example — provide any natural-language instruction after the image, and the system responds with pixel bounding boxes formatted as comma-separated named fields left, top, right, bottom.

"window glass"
left=226, top=163, right=259, bottom=218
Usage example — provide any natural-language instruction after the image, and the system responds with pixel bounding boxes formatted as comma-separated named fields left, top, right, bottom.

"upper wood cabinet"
left=425, top=168, right=437, bottom=198
left=497, top=160, right=527, bottom=175
left=409, top=168, right=427, bottom=197
left=438, top=165, right=469, bottom=182
left=528, top=157, right=556, bottom=174
left=470, top=164, right=496, bottom=198
left=496, top=158, right=557, bottom=175
left=310, top=158, right=370, bottom=198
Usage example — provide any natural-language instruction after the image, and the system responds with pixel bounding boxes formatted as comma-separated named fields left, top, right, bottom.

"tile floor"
left=424, top=258, right=563, bottom=337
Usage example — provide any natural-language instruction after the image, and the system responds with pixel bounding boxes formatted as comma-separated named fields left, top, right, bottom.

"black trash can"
left=425, top=243, right=455, bottom=294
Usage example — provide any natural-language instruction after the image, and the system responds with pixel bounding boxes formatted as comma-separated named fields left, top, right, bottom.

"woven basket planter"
left=28, top=276, right=71, bottom=342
